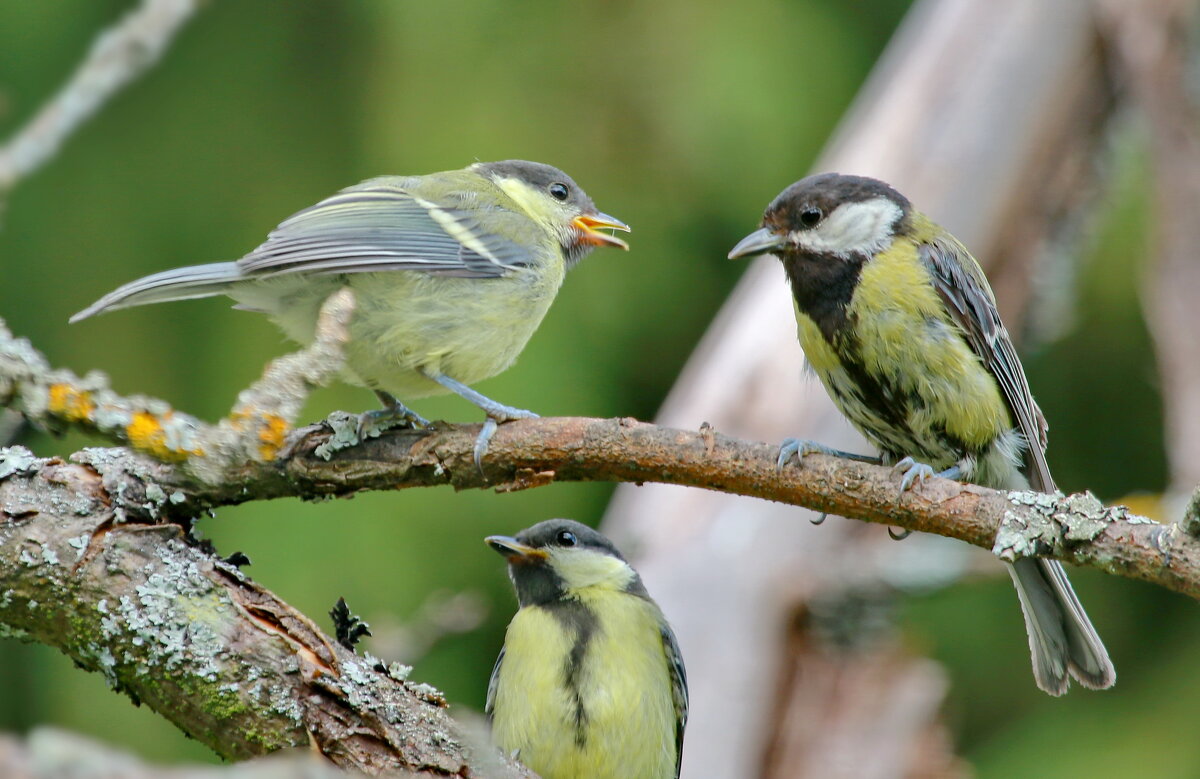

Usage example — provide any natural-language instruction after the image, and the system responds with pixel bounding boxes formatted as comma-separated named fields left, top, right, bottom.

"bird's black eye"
left=799, top=207, right=822, bottom=228
left=556, top=530, right=578, bottom=547
left=549, top=182, right=570, bottom=201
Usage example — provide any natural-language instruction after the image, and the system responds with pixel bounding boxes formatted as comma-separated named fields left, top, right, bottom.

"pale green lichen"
left=0, top=623, right=31, bottom=640
left=314, top=411, right=362, bottom=460
left=0, top=446, right=40, bottom=480
left=68, top=534, right=89, bottom=561
left=996, top=489, right=1142, bottom=562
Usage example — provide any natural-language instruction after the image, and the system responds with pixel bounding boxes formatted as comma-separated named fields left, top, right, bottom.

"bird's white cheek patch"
left=792, top=197, right=902, bottom=257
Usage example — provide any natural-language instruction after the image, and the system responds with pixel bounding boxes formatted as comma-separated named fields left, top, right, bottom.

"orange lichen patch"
left=257, top=414, right=290, bottom=461
left=125, top=411, right=202, bottom=462
left=47, top=383, right=95, bottom=422
left=228, top=409, right=249, bottom=432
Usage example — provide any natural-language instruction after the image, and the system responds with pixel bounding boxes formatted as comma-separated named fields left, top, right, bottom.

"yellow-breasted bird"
left=485, top=519, right=687, bottom=778
left=728, top=172, right=1115, bottom=696
left=71, top=160, right=629, bottom=463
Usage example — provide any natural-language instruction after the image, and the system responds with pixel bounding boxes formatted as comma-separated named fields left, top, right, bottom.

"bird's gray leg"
left=777, top=437, right=881, bottom=469
left=424, top=372, right=538, bottom=471
left=357, top=390, right=431, bottom=438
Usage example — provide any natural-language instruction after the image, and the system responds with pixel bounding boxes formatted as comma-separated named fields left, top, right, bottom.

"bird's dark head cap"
left=486, top=518, right=625, bottom=565
left=763, top=173, right=910, bottom=234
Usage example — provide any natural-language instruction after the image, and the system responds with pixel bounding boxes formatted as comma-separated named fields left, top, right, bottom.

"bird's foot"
left=811, top=513, right=828, bottom=526
left=892, top=456, right=963, bottom=493
left=474, top=405, right=539, bottom=472
left=777, top=437, right=880, bottom=469
left=893, top=456, right=935, bottom=492
left=421, top=372, right=540, bottom=472
left=357, top=391, right=430, bottom=440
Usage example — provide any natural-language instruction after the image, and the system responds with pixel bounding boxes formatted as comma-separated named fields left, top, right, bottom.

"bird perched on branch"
left=486, top=519, right=687, bottom=778
left=729, top=172, right=1115, bottom=696
left=71, top=160, right=629, bottom=464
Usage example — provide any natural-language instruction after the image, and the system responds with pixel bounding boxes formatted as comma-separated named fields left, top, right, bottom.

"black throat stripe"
left=541, top=598, right=599, bottom=748
left=781, top=250, right=866, bottom=344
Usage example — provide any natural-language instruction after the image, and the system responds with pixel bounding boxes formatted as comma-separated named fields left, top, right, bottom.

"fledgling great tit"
left=485, top=519, right=687, bottom=779
left=729, top=172, right=1115, bottom=696
left=71, top=160, right=629, bottom=462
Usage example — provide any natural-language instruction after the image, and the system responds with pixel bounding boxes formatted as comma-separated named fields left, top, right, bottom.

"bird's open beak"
left=728, top=227, right=783, bottom=259
left=574, top=212, right=631, bottom=250
left=486, top=535, right=549, bottom=564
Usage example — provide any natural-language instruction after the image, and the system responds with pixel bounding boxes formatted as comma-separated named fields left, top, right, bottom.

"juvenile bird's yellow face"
left=473, top=161, right=630, bottom=264
left=486, top=519, right=687, bottom=779
left=485, top=519, right=639, bottom=606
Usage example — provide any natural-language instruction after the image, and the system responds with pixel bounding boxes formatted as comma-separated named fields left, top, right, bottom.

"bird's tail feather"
left=1007, top=557, right=1115, bottom=695
left=70, top=262, right=242, bottom=322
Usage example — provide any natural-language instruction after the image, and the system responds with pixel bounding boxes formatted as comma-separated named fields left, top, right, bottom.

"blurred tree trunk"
left=601, top=1, right=1160, bottom=776
left=1101, top=0, right=1200, bottom=495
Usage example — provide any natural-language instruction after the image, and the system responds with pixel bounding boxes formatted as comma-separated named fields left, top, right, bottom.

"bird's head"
left=473, top=160, right=630, bottom=266
left=728, top=172, right=911, bottom=262
left=486, top=519, right=642, bottom=607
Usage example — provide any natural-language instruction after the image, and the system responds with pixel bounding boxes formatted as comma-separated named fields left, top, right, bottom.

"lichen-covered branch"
left=1, top=291, right=355, bottom=486
left=0, top=306, right=1194, bottom=771
left=0, top=727, right=357, bottom=778
left=0, top=0, right=202, bottom=196
left=0, top=446, right=532, bottom=777
left=2, top=306, right=1196, bottom=601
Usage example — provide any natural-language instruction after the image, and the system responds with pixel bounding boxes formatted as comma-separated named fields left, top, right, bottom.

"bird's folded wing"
left=238, top=183, right=535, bottom=279
left=919, top=239, right=1054, bottom=492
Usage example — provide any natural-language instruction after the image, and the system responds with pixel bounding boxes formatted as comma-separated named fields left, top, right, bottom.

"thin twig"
left=0, top=0, right=202, bottom=195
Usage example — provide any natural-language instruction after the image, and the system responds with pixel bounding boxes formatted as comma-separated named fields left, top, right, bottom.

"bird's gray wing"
left=237, top=181, right=536, bottom=280
left=484, top=646, right=505, bottom=720
left=661, top=622, right=689, bottom=779
left=919, top=239, right=1054, bottom=492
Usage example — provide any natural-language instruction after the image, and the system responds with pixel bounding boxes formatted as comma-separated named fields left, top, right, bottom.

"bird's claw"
left=888, top=527, right=912, bottom=541
left=473, top=406, right=539, bottom=473
left=778, top=438, right=881, bottom=469
left=356, top=404, right=430, bottom=440
left=777, top=438, right=806, bottom=468
left=893, top=456, right=935, bottom=492
left=811, top=513, right=828, bottom=526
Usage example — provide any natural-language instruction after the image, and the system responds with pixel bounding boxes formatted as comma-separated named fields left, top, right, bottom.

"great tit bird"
left=729, top=173, right=1115, bottom=696
left=485, top=519, right=687, bottom=779
left=71, top=160, right=629, bottom=463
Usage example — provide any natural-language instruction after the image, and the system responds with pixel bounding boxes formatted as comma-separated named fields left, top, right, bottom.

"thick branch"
left=3, top=411, right=1187, bottom=600
left=0, top=446, right=531, bottom=778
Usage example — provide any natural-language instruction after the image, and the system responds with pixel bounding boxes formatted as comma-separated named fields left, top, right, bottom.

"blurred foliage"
left=0, top=0, right=1185, bottom=774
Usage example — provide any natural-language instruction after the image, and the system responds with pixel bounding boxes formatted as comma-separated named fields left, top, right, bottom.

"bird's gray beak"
left=486, top=535, right=549, bottom=564
left=728, top=227, right=783, bottom=259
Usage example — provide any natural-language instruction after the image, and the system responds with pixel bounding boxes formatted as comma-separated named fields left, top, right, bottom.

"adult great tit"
left=71, top=160, right=629, bottom=463
left=485, top=519, right=687, bottom=779
left=729, top=172, right=1115, bottom=696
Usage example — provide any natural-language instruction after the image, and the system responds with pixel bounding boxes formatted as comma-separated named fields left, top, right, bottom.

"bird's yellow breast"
left=794, top=238, right=1009, bottom=457
left=491, top=590, right=678, bottom=779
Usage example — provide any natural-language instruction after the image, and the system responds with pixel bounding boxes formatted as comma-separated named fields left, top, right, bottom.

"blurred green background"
left=0, top=1, right=1189, bottom=775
